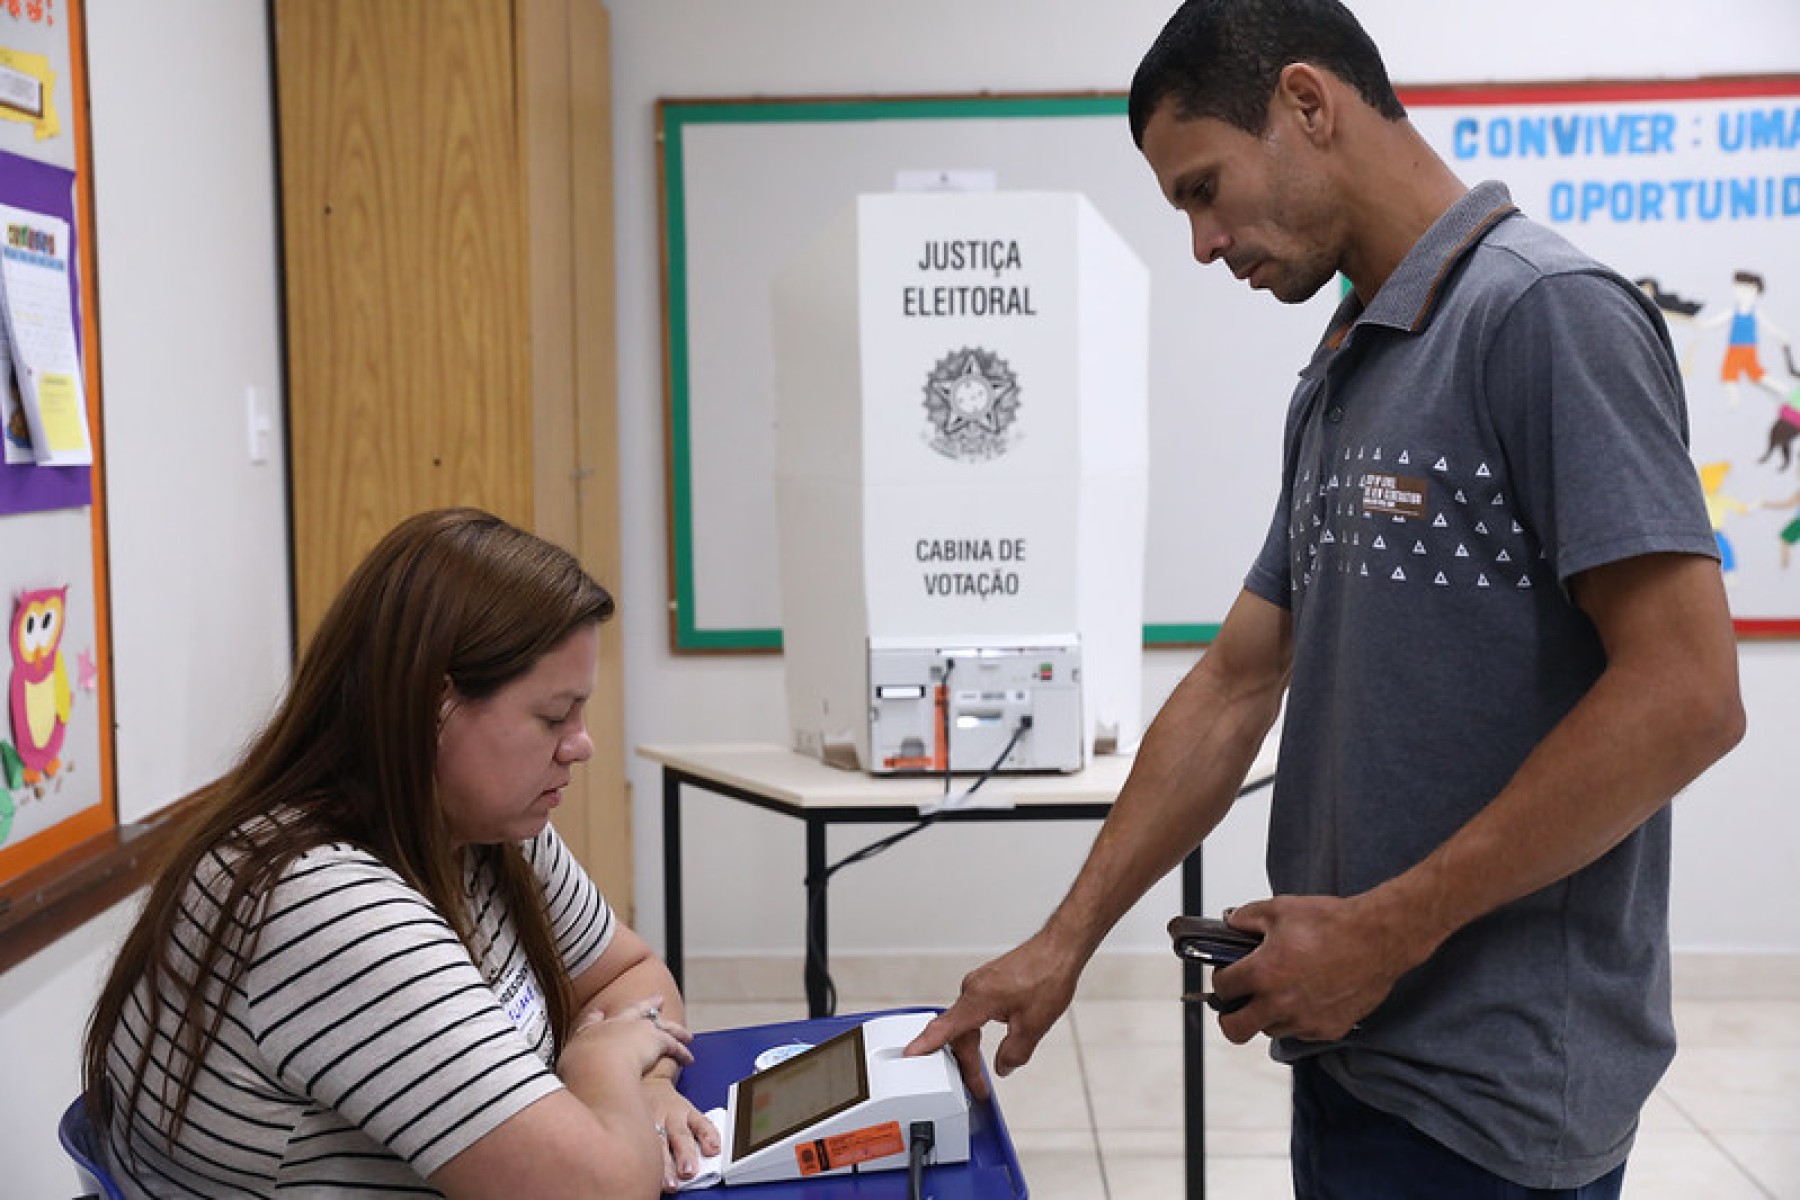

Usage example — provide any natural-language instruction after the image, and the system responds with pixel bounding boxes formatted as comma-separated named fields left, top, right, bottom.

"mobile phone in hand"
left=1167, top=914, right=1263, bottom=966
left=1169, top=915, right=1262, bottom=1014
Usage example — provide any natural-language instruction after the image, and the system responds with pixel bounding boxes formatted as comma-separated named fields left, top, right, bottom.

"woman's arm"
left=569, top=921, right=722, bottom=1187
left=430, top=1014, right=690, bottom=1198
left=245, top=848, right=685, bottom=1199
left=573, top=923, right=689, bottom=1048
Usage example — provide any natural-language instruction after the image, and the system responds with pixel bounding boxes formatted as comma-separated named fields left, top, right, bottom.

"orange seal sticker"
left=793, top=1120, right=907, bottom=1175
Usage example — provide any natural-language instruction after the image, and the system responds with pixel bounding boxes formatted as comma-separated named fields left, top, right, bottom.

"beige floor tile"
left=1101, top=1148, right=1293, bottom=1200
left=1081, top=1017, right=1292, bottom=1136
left=1097, top=1128, right=1182, bottom=1156
left=1082, top=1029, right=1185, bottom=1134
left=1070, top=997, right=1185, bottom=1046
left=1659, top=1044, right=1800, bottom=1132
left=1674, top=998, right=1800, bottom=1046
left=990, top=1019, right=1094, bottom=1133
left=1637, top=1087, right=1701, bottom=1133
left=1100, top=1125, right=1289, bottom=1162
left=1671, top=953, right=1800, bottom=1002
left=1096, top=1152, right=1185, bottom=1200
left=1619, top=1130, right=1770, bottom=1199
left=1713, top=1131, right=1800, bottom=1200
left=1009, top=1130, right=1107, bottom=1200
left=1202, top=1155, right=1297, bottom=1200
left=1204, top=1127, right=1290, bottom=1159
left=1199, top=1040, right=1292, bottom=1134
left=1010, top=1130, right=1101, bottom=1151
left=1081, top=1035, right=1287, bottom=1137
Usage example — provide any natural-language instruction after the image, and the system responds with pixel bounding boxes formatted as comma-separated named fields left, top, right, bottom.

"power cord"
left=908, top=1121, right=936, bottom=1200
left=802, top=714, right=1031, bottom=1015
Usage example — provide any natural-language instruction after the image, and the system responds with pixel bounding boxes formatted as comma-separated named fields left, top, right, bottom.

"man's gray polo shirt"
left=1244, top=181, right=1717, bottom=1188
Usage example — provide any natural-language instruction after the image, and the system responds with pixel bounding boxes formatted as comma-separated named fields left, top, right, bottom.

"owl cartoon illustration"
left=10, top=586, right=71, bottom=785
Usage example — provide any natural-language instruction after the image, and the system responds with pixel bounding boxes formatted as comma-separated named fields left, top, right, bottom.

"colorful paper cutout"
left=0, top=45, right=57, bottom=140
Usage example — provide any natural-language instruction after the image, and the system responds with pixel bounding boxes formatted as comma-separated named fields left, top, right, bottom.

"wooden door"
left=273, top=0, right=631, bottom=912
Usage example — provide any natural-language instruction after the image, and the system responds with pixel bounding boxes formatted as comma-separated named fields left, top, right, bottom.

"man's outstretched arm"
left=906, top=588, right=1293, bottom=1096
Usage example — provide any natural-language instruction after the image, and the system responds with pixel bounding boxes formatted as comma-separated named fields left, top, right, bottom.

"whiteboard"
left=659, top=81, right=1800, bottom=651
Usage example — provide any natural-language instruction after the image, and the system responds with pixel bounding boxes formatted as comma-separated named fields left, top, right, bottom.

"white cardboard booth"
left=774, top=191, right=1149, bottom=776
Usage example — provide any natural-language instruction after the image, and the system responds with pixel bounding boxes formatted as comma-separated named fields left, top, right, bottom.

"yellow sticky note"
left=35, top=370, right=88, bottom=454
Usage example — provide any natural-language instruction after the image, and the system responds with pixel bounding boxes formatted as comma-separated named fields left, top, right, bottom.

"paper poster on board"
left=0, top=515, right=104, bottom=860
left=0, top=147, right=91, bottom=513
left=0, top=203, right=91, bottom=465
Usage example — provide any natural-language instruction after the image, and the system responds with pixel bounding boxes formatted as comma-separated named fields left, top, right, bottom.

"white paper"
left=0, top=204, right=91, bottom=466
left=677, top=1106, right=731, bottom=1191
left=0, top=302, right=30, bottom=463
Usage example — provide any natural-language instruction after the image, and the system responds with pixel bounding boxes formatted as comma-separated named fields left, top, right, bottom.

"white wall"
left=0, top=901, right=135, bottom=1197
left=93, top=1, right=292, bottom=822
left=0, top=2, right=290, bottom=1194
left=608, top=0, right=1800, bottom=962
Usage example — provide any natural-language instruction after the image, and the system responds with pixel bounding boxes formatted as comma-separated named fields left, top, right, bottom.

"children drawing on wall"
left=1694, top=270, right=1792, bottom=409
left=1760, top=345, right=1800, bottom=474
left=1698, top=461, right=1752, bottom=584
left=1767, top=485, right=1800, bottom=569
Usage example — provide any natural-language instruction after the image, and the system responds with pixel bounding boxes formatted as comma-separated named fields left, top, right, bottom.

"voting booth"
left=774, top=191, right=1148, bottom=775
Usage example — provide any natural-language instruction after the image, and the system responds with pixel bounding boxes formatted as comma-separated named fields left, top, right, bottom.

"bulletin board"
left=659, top=78, right=1800, bottom=651
left=0, top=0, right=115, bottom=884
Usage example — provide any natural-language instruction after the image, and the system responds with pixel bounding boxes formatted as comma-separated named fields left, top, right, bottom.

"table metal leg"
left=663, top=769, right=684, bottom=994
left=1181, top=846, right=1206, bottom=1200
left=803, top=817, right=830, bottom=1018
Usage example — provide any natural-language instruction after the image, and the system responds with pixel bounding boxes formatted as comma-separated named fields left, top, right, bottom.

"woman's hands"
left=567, top=994, right=718, bottom=1191
left=642, top=1076, right=721, bottom=1191
left=568, top=993, right=693, bottom=1080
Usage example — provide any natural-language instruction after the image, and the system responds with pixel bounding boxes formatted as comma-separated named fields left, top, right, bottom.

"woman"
left=83, top=509, right=719, bottom=1198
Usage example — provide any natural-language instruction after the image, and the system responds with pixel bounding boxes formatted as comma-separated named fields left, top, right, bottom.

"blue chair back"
left=57, top=1097, right=126, bottom=1200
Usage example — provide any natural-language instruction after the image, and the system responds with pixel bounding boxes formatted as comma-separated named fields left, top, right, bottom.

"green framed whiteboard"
left=657, top=92, right=1320, bottom=652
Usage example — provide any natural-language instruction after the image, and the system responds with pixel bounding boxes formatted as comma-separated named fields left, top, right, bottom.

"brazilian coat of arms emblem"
left=922, top=347, right=1020, bottom=461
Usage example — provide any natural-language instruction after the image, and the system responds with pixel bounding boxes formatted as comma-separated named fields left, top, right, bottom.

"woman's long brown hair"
left=82, top=509, right=615, bottom=1139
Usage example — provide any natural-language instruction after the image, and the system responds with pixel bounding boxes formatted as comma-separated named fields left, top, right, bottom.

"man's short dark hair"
left=1129, top=0, right=1406, bottom=148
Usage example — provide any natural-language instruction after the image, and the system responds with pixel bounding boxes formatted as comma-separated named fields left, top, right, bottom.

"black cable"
left=803, top=714, right=1030, bottom=1015
left=908, top=1121, right=936, bottom=1200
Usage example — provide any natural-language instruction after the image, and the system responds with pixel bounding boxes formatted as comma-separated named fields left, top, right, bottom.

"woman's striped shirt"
left=101, top=823, right=613, bottom=1197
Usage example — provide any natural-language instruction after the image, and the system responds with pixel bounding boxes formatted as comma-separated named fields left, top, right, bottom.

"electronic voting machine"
left=709, top=1012, right=971, bottom=1186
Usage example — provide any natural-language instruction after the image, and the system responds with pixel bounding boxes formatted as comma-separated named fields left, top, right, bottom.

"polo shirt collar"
left=1316, top=179, right=1520, bottom=357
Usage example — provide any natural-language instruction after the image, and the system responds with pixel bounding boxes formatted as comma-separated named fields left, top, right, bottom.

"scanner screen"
left=734, top=1024, right=870, bottom=1159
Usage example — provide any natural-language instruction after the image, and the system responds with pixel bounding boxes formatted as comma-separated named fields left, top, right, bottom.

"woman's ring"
left=644, top=1005, right=662, bottom=1026
left=654, top=1120, right=668, bottom=1139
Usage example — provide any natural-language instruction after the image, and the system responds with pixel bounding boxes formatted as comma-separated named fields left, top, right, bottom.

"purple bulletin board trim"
left=0, top=147, right=92, bottom=515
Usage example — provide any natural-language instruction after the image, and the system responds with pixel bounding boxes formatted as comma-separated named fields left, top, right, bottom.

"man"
left=905, top=2, right=1745, bottom=1196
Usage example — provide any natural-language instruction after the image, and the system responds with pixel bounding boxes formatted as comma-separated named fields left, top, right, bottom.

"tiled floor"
left=685, top=955, right=1800, bottom=1199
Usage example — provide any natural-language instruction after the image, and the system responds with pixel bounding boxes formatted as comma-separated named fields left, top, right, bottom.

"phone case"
left=1167, top=914, right=1264, bottom=966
